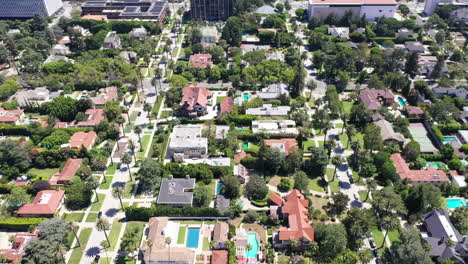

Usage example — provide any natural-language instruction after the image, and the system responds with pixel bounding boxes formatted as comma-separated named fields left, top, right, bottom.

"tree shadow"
left=112, top=181, right=126, bottom=188
left=86, top=246, right=101, bottom=257
left=105, top=208, right=119, bottom=217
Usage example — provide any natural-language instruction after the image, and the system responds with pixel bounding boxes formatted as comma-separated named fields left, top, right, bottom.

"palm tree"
left=146, top=239, right=153, bottom=258
left=331, top=156, right=343, bottom=182
left=340, top=112, right=349, bottom=134
left=346, top=126, right=356, bottom=148
left=121, top=153, right=133, bottom=181
left=381, top=215, right=399, bottom=248
left=324, top=139, right=336, bottom=162
left=128, top=139, right=137, bottom=161
left=69, top=222, right=80, bottom=248
left=112, top=186, right=125, bottom=210
left=100, top=240, right=110, bottom=263
left=364, top=178, right=377, bottom=202
left=357, top=249, right=373, bottom=264
left=96, top=218, right=111, bottom=246
left=144, top=103, right=152, bottom=125
left=165, top=237, right=172, bottom=262
left=445, top=239, right=455, bottom=248
left=134, top=126, right=143, bottom=149
left=246, top=243, right=253, bottom=253
left=323, top=122, right=332, bottom=143
left=86, top=176, right=100, bottom=202
left=422, top=242, right=432, bottom=260
left=116, top=116, right=126, bottom=137
left=53, top=242, right=67, bottom=264
left=103, top=141, right=115, bottom=165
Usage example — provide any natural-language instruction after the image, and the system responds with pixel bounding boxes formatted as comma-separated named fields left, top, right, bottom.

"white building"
left=328, top=27, right=350, bottom=39
left=258, top=83, right=288, bottom=100
left=246, top=104, right=291, bottom=117
left=308, top=0, right=397, bottom=21
left=167, top=125, right=208, bottom=161
left=129, top=26, right=147, bottom=40
left=51, top=44, right=71, bottom=55
left=252, top=120, right=298, bottom=135
left=424, top=0, right=468, bottom=15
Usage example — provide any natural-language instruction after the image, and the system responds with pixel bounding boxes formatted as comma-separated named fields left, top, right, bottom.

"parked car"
left=373, top=249, right=380, bottom=258
left=369, top=238, right=376, bottom=249
left=353, top=193, right=359, bottom=200
left=94, top=255, right=101, bottom=263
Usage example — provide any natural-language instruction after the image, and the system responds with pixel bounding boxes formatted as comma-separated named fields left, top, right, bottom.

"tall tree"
left=405, top=52, right=419, bottom=78
left=86, top=176, right=100, bottom=202
left=137, top=159, right=162, bottom=192
left=144, top=103, right=153, bottom=125
left=331, top=156, right=344, bottom=182
left=121, top=153, right=133, bottom=181
left=112, top=186, right=125, bottom=210
left=134, top=125, right=143, bottom=149
left=390, top=227, right=433, bottom=264
left=96, top=218, right=111, bottom=246
left=372, top=186, right=407, bottom=216
left=381, top=215, right=399, bottom=248
left=364, top=178, right=377, bottom=202
left=293, top=171, right=309, bottom=193
left=315, top=223, right=348, bottom=261
left=363, top=124, right=383, bottom=153
left=342, top=208, right=376, bottom=250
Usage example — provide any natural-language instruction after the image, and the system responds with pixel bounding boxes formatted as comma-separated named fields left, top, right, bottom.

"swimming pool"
left=245, top=233, right=259, bottom=258
left=243, top=93, right=250, bottom=101
left=25, top=121, right=32, bottom=125
left=462, top=160, right=468, bottom=166
left=216, top=181, right=224, bottom=195
left=446, top=198, right=467, bottom=209
left=243, top=142, right=249, bottom=150
left=186, top=228, right=200, bottom=248
left=397, top=97, right=407, bottom=107
left=426, top=162, right=442, bottom=169
left=443, top=136, right=457, bottom=143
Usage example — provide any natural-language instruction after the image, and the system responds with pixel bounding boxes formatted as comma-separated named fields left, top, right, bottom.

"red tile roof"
left=0, top=107, right=23, bottom=123
left=269, top=193, right=284, bottom=206
left=92, top=86, right=118, bottom=106
left=189, top=54, right=213, bottom=68
left=391, top=153, right=449, bottom=183
left=258, top=28, right=277, bottom=33
left=234, top=152, right=247, bottom=163
left=17, top=190, right=65, bottom=216
left=220, top=97, right=234, bottom=114
left=405, top=106, right=424, bottom=116
left=264, top=138, right=298, bottom=155
left=180, top=85, right=213, bottom=111
left=77, top=108, right=105, bottom=127
left=277, top=190, right=314, bottom=242
left=49, top=159, right=82, bottom=185
left=213, top=222, right=229, bottom=243
left=0, top=228, right=38, bottom=263
left=359, top=89, right=394, bottom=110
left=53, top=122, right=68, bottom=128
left=211, top=250, right=228, bottom=264
left=70, top=131, right=97, bottom=150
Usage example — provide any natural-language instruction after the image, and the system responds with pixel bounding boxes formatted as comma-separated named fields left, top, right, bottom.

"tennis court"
left=408, top=123, right=438, bottom=153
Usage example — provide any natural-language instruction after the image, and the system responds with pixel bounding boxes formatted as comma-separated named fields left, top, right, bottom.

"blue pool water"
left=243, top=142, right=249, bottom=150
left=426, top=162, right=442, bottom=169
left=186, top=228, right=200, bottom=248
left=216, top=181, right=224, bottom=195
left=236, top=127, right=244, bottom=131
left=462, top=160, right=468, bottom=166
left=446, top=198, right=467, bottom=209
left=397, top=97, right=407, bottom=107
left=25, top=121, right=32, bottom=125
left=246, top=233, right=259, bottom=258
left=444, top=136, right=457, bottom=143
left=243, top=93, right=250, bottom=101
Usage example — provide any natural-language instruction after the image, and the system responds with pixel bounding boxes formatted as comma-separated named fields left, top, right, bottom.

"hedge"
left=0, top=123, right=93, bottom=137
left=124, top=206, right=220, bottom=221
left=421, top=153, right=445, bottom=161
left=435, top=123, right=468, bottom=134
left=251, top=200, right=268, bottom=207
left=371, top=37, right=397, bottom=44
left=0, top=218, right=46, bottom=230
left=0, top=184, right=33, bottom=195
left=432, top=126, right=444, bottom=142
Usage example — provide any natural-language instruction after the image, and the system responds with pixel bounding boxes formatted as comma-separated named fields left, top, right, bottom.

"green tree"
left=381, top=215, right=399, bottom=247
left=278, top=178, right=292, bottom=192
left=193, top=186, right=211, bottom=207
left=112, top=186, right=125, bottom=210
left=138, top=159, right=162, bottom=192
left=406, top=184, right=442, bottom=219
left=332, top=192, right=350, bottom=215
left=331, top=156, right=344, bottom=182
left=363, top=124, right=383, bottom=153
left=104, top=101, right=123, bottom=122
left=65, top=179, right=92, bottom=210
left=315, top=223, right=348, bottom=261
left=403, top=140, right=421, bottom=162
left=450, top=207, right=468, bottom=235
left=96, top=218, right=111, bottom=246
left=381, top=160, right=398, bottom=182
left=3, top=185, right=30, bottom=214
left=245, top=175, right=268, bottom=201
left=258, top=145, right=285, bottom=175
left=342, top=208, right=376, bottom=250
left=121, top=153, right=133, bottom=181
left=0, top=79, right=20, bottom=100
left=222, top=17, right=243, bottom=46
left=86, top=176, right=100, bottom=202
left=134, top=125, right=143, bottom=149
left=390, top=227, right=433, bottom=264
left=222, top=175, right=240, bottom=199
left=331, top=249, right=359, bottom=264
left=372, top=186, right=407, bottom=216
left=293, top=171, right=309, bottom=193
left=405, top=52, right=419, bottom=78
left=144, top=103, right=152, bottom=125
left=364, top=178, right=377, bottom=202
left=45, top=96, right=78, bottom=122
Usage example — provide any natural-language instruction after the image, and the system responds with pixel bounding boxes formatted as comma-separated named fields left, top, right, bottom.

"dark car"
left=373, top=249, right=379, bottom=258
left=369, top=238, right=376, bottom=248
left=94, top=255, right=101, bottom=263
left=376, top=258, right=383, bottom=264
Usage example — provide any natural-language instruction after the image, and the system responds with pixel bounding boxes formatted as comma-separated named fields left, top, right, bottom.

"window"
left=379, top=10, right=382, bottom=12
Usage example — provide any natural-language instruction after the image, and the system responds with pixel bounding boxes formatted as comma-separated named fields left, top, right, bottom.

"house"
left=373, top=119, right=410, bottom=147
left=405, top=106, right=424, bottom=118
left=449, top=170, right=467, bottom=188
left=405, top=41, right=425, bottom=53
left=220, top=97, right=234, bottom=114
left=265, top=50, right=285, bottom=61
left=53, top=122, right=68, bottom=128
left=0, top=108, right=24, bottom=125
left=327, top=26, right=349, bottom=39
left=157, top=176, right=196, bottom=206
left=308, top=0, right=396, bottom=20
left=129, top=26, right=147, bottom=40
left=396, top=28, right=414, bottom=39
left=6, top=29, right=21, bottom=38
left=118, top=51, right=138, bottom=63
left=69, top=131, right=97, bottom=150
left=451, top=32, right=466, bottom=47
left=142, top=217, right=195, bottom=264
left=15, top=87, right=60, bottom=107
left=458, top=107, right=468, bottom=124
left=240, top=44, right=271, bottom=55
left=359, top=89, right=395, bottom=110
left=246, top=104, right=290, bottom=117
left=216, top=195, right=230, bottom=215
left=234, top=164, right=249, bottom=184
left=51, top=44, right=70, bottom=55
left=167, top=125, right=208, bottom=161
left=72, top=25, right=91, bottom=37
left=258, top=83, right=288, bottom=100
left=254, top=4, right=278, bottom=15
left=17, top=190, right=65, bottom=217
left=232, top=228, right=260, bottom=261
left=215, top=125, right=230, bottom=139
left=252, top=120, right=298, bottom=135
left=180, top=86, right=213, bottom=118
left=189, top=54, right=213, bottom=69
left=0, top=228, right=38, bottom=263
left=391, top=153, right=449, bottom=185
left=419, top=56, right=448, bottom=77
left=43, top=55, right=74, bottom=65
left=264, top=138, right=298, bottom=155
left=90, top=86, right=118, bottom=106
left=241, top=34, right=260, bottom=44
left=58, top=36, right=70, bottom=45
left=457, top=130, right=468, bottom=144
left=433, top=87, right=468, bottom=102
left=270, top=190, right=314, bottom=249
left=201, top=26, right=219, bottom=46
left=422, top=209, right=468, bottom=264
left=103, top=31, right=121, bottom=49
left=48, top=159, right=82, bottom=186
left=211, top=250, right=228, bottom=264
left=212, top=222, right=229, bottom=249
left=76, top=108, right=106, bottom=127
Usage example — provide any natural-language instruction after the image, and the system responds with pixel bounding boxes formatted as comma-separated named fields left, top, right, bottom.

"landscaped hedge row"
left=124, top=206, right=221, bottom=221
left=228, top=115, right=257, bottom=125
left=0, top=123, right=93, bottom=136
left=421, top=153, right=445, bottom=161
left=432, top=126, right=444, bottom=142
left=436, top=123, right=468, bottom=134
left=0, top=218, right=46, bottom=230
left=0, top=184, right=33, bottom=194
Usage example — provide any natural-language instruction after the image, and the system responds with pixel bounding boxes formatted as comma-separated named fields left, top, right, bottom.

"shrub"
left=251, top=200, right=268, bottom=207
left=461, top=144, right=468, bottom=154
left=243, top=211, right=259, bottom=223
left=277, top=178, right=292, bottom=192
left=0, top=218, right=46, bottom=230
left=124, top=206, right=221, bottom=221
left=421, top=153, right=444, bottom=161
left=432, top=126, right=444, bottom=142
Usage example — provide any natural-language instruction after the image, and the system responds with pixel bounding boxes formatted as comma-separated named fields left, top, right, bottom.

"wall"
left=360, top=4, right=396, bottom=20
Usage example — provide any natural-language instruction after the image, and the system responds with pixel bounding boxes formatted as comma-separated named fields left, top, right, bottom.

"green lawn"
left=352, top=170, right=365, bottom=186
left=86, top=213, right=98, bottom=223
left=203, top=237, right=210, bottom=250
left=314, top=129, right=325, bottom=136
left=108, top=220, right=124, bottom=251
left=63, top=213, right=85, bottom=222
left=310, top=196, right=330, bottom=214
left=99, top=257, right=111, bottom=264
left=343, top=101, right=354, bottom=114
left=340, top=133, right=364, bottom=150
left=125, top=124, right=134, bottom=134
left=216, top=96, right=227, bottom=104
left=335, top=123, right=343, bottom=129
left=177, top=226, right=187, bottom=244
left=27, top=167, right=60, bottom=181
left=372, top=228, right=385, bottom=248
left=388, top=229, right=400, bottom=244
left=308, top=177, right=327, bottom=192
left=130, top=111, right=138, bottom=122
left=160, top=110, right=172, bottom=119
left=120, top=222, right=145, bottom=251
left=90, top=194, right=106, bottom=211
left=326, top=168, right=340, bottom=193
left=124, top=180, right=136, bottom=198
left=358, top=190, right=369, bottom=202
left=152, top=96, right=163, bottom=119
left=100, top=177, right=113, bottom=189
left=302, top=140, right=316, bottom=152
left=318, top=140, right=324, bottom=147
left=68, top=228, right=92, bottom=264
left=106, top=163, right=118, bottom=175
left=137, top=134, right=152, bottom=159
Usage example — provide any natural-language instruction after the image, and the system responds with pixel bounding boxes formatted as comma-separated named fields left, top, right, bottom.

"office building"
left=307, top=0, right=397, bottom=21
left=81, top=0, right=168, bottom=22
left=190, top=0, right=233, bottom=21
left=0, top=0, right=63, bottom=18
